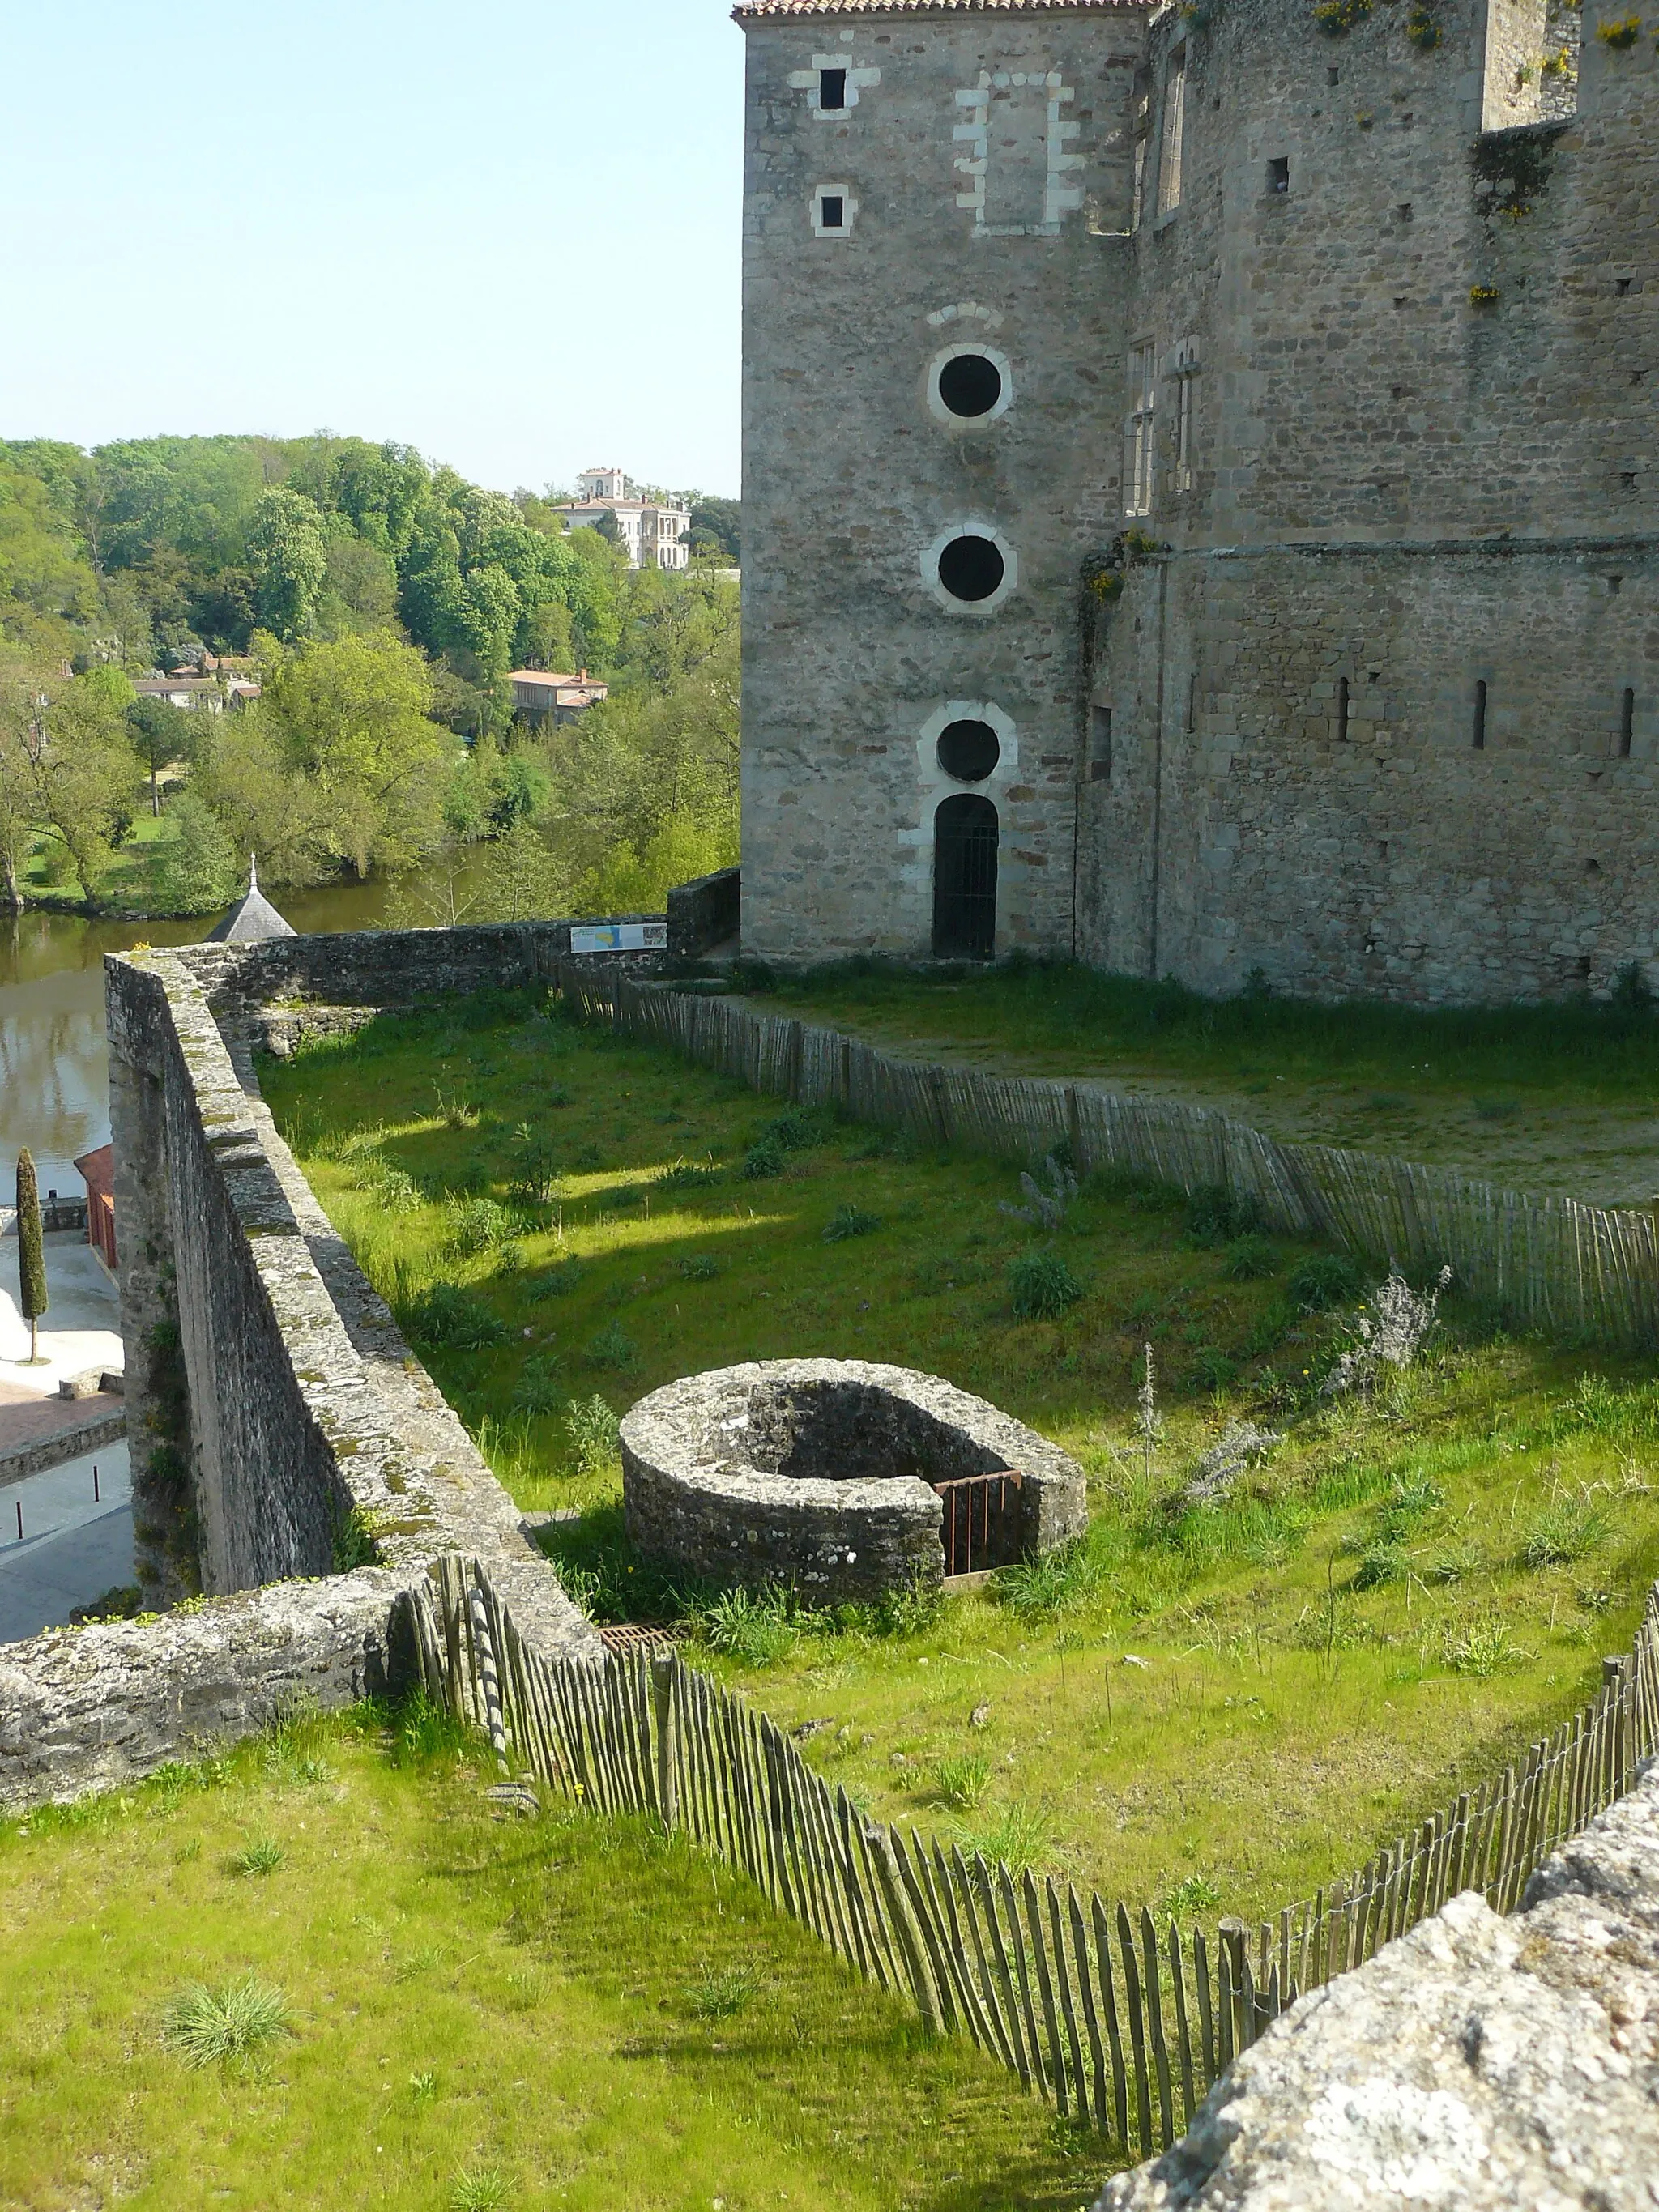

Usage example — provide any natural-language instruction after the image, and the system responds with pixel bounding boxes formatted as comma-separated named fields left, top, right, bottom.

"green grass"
left=263, top=989, right=1659, bottom=1929
left=0, top=1703, right=1107, bottom=2210
left=735, top=955, right=1659, bottom=1204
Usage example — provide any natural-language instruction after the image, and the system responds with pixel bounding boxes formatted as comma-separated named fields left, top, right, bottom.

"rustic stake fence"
left=410, top=1558, right=1659, bottom=2163
left=551, top=965, right=1659, bottom=1349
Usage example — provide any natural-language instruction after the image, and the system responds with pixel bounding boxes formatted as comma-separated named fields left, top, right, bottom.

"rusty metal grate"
left=933, top=1469, right=1025, bottom=1578
left=598, top=1621, right=689, bottom=1655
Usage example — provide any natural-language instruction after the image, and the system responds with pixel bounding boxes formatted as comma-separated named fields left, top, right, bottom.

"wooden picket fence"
left=549, top=964, right=1659, bottom=1349
left=410, top=1556, right=1659, bottom=2163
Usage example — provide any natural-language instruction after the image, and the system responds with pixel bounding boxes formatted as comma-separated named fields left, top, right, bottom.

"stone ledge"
left=1094, top=1758, right=1659, bottom=2212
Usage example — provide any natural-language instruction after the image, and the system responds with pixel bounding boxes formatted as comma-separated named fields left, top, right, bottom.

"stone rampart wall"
left=1, top=929, right=612, bottom=1812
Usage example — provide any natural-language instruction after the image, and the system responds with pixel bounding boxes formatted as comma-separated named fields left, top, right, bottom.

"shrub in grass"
left=1186, top=1183, right=1264, bottom=1247
left=434, top=1084, right=480, bottom=1131
left=741, top=1137, right=785, bottom=1180
left=824, top=1204, right=881, bottom=1242
left=1351, top=1541, right=1408, bottom=1590
left=565, top=1395, right=621, bottom=1474
left=1444, top=1615, right=1527, bottom=1676
left=932, top=1754, right=992, bottom=1812
left=689, top=1963, right=762, bottom=2020
left=1162, top=1872, right=1222, bottom=1921
left=510, top=1356, right=565, bottom=1416
left=657, top=1157, right=722, bottom=1190
left=761, top=1107, right=830, bottom=1153
left=1008, top=1250, right=1084, bottom=1320
left=1190, top=1345, right=1239, bottom=1393
left=701, top=1584, right=799, bottom=1667
left=447, top=1196, right=515, bottom=1255
left=1289, top=1253, right=1365, bottom=1312
left=1520, top=1494, right=1612, bottom=1569
left=680, top=1254, right=720, bottom=1281
left=228, top=1835, right=285, bottom=1877
left=585, top=1321, right=638, bottom=1370
left=1424, top=1542, right=1479, bottom=1585
left=407, top=1282, right=510, bottom=1350
left=449, top=2167, right=509, bottom=2212
left=527, top=1259, right=586, bottom=1301
left=163, top=1974, right=291, bottom=2068
left=995, top=1539, right=1099, bottom=1619
left=1220, top=1234, right=1277, bottom=1281
left=955, top=1800, right=1052, bottom=1875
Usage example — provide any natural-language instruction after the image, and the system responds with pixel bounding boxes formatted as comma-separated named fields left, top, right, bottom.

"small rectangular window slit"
left=820, top=194, right=844, bottom=229
left=1620, top=688, right=1636, bottom=758
left=1473, top=680, right=1488, bottom=751
left=1337, top=676, right=1350, bottom=741
left=819, top=67, right=847, bottom=110
left=1267, top=156, right=1290, bottom=194
left=1090, top=705, right=1113, bottom=782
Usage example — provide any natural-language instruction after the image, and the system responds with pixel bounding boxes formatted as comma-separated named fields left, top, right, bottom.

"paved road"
left=0, top=1441, right=134, bottom=1643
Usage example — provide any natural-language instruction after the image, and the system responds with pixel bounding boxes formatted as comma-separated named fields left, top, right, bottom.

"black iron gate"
left=932, top=794, right=999, bottom=959
left=934, top=1469, right=1025, bottom=1577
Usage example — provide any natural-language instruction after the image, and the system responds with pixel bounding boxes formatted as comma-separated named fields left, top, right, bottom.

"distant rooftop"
left=734, top=0, right=1141, bottom=15
left=205, top=858, right=296, bottom=944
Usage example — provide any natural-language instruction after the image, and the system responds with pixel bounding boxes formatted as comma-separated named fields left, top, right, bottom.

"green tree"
left=15, top=1148, right=47, bottom=1362
left=192, top=710, right=334, bottom=889
left=0, top=455, right=99, bottom=654
left=258, top=630, right=451, bottom=876
left=0, top=645, right=50, bottom=910
left=126, top=695, right=205, bottom=816
left=20, top=668, right=144, bottom=900
left=143, top=790, right=241, bottom=915
left=247, top=489, right=328, bottom=641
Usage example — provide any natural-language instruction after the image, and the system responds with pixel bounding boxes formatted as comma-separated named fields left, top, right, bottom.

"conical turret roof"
left=205, top=857, right=297, bottom=943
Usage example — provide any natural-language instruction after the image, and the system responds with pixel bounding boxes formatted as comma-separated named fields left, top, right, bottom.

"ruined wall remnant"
left=736, top=0, right=1659, bottom=1003
left=2, top=924, right=615, bottom=1811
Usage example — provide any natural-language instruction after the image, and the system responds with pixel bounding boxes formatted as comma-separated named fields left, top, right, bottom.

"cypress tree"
left=15, top=1148, right=47, bottom=1364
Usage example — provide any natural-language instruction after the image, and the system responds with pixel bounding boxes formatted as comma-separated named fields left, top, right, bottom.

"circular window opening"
left=936, top=719, right=1000, bottom=782
left=937, top=352, right=1004, bottom=420
left=936, top=535, right=1005, bottom=604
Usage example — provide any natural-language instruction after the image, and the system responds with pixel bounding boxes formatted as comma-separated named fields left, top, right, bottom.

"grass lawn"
left=0, top=1703, right=1106, bottom=2211
left=739, top=958, right=1659, bottom=1206
left=19, top=815, right=173, bottom=912
left=263, top=991, right=1659, bottom=1932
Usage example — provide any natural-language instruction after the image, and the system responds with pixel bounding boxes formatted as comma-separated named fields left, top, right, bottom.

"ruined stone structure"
left=621, top=1357, right=1086, bottom=1597
left=736, top=0, right=1657, bottom=1004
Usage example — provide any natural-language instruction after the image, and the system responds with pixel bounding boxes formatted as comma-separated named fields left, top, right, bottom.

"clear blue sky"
left=1, top=0, right=744, bottom=497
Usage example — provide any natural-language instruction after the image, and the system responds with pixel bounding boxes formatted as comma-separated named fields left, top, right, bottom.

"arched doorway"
left=932, top=794, right=998, bottom=959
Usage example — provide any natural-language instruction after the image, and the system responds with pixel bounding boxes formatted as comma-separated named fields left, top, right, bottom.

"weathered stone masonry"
left=737, top=0, right=1658, bottom=1004
left=2, top=926, right=613, bottom=1812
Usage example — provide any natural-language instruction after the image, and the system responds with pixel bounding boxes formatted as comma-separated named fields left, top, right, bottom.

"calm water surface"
left=0, top=866, right=480, bottom=1199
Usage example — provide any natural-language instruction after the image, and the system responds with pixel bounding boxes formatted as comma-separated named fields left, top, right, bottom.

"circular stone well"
left=620, top=1358, right=1086, bottom=1601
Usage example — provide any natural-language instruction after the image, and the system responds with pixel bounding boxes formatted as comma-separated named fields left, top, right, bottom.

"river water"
left=0, top=868, right=463, bottom=1202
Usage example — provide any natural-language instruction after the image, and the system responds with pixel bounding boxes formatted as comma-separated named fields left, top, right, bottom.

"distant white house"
left=132, top=655, right=260, bottom=714
left=506, top=669, right=609, bottom=726
left=550, top=468, right=690, bottom=571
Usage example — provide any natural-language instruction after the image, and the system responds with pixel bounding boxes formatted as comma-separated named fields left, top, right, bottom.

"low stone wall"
left=0, top=929, right=615, bottom=1813
left=621, top=1358, right=1086, bottom=1600
left=1096, top=1757, right=1659, bottom=2211
left=667, top=866, right=740, bottom=958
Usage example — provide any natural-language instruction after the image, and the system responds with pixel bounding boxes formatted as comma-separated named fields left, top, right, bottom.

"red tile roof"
left=736, top=0, right=1141, bottom=15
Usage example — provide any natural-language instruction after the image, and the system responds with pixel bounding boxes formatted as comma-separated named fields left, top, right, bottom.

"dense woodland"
left=0, top=434, right=740, bottom=918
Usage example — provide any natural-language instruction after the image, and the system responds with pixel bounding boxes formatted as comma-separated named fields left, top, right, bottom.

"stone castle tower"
left=734, top=0, right=1657, bottom=1004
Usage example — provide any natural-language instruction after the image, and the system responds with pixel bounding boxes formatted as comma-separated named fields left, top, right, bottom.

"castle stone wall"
left=738, top=0, right=1659, bottom=1003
